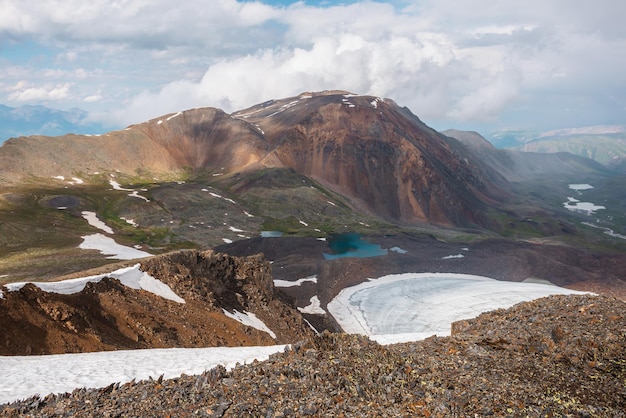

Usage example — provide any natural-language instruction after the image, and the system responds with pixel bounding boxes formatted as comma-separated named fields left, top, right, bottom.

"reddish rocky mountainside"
left=0, top=250, right=312, bottom=355
left=231, top=92, right=507, bottom=226
left=0, top=91, right=508, bottom=228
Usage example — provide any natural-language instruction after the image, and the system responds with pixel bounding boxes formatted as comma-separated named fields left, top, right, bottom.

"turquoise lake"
left=323, top=233, right=387, bottom=260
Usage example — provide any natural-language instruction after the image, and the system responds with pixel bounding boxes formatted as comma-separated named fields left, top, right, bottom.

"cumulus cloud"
left=2, top=0, right=626, bottom=131
left=7, top=82, right=72, bottom=102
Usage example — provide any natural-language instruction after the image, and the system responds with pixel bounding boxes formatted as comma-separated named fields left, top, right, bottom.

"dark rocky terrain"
left=2, top=294, right=624, bottom=417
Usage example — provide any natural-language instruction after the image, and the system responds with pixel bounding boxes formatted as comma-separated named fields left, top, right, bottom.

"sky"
left=1, top=0, right=625, bottom=133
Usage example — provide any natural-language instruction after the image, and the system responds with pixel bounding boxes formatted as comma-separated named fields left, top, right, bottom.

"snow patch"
left=569, top=184, right=593, bottom=191
left=81, top=211, right=114, bottom=234
left=563, top=198, right=605, bottom=215
left=166, top=111, right=182, bottom=121
left=390, top=246, right=408, bottom=254
left=79, top=233, right=152, bottom=260
left=109, top=180, right=133, bottom=191
left=582, top=222, right=626, bottom=240
left=0, top=345, right=286, bottom=404
left=273, top=275, right=317, bottom=288
left=442, top=254, right=464, bottom=260
left=298, top=296, right=326, bottom=315
left=222, top=238, right=233, bottom=244
left=2, top=264, right=184, bottom=303
left=128, top=191, right=150, bottom=202
left=222, top=309, right=276, bottom=338
left=120, top=217, right=138, bottom=227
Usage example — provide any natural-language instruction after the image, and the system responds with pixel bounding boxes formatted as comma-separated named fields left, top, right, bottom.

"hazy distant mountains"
left=487, top=125, right=626, bottom=172
left=0, top=104, right=107, bottom=142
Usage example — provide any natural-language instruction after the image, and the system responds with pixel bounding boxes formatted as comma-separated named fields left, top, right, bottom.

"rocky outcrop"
left=2, top=294, right=624, bottom=416
left=0, top=250, right=312, bottom=355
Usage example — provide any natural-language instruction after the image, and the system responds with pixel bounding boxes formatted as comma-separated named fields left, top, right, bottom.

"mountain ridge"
left=0, top=250, right=312, bottom=355
left=0, top=91, right=509, bottom=228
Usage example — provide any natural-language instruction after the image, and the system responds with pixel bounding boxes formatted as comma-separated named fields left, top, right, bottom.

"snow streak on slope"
left=0, top=345, right=286, bottom=404
left=78, top=233, right=152, bottom=260
left=327, top=273, right=589, bottom=344
left=273, top=275, right=318, bottom=288
left=0, top=264, right=184, bottom=303
left=222, top=309, right=277, bottom=339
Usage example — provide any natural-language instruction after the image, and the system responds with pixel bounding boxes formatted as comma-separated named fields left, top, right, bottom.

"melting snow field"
left=563, top=183, right=605, bottom=215
left=79, top=234, right=152, bottom=260
left=0, top=345, right=286, bottom=405
left=327, top=273, right=589, bottom=345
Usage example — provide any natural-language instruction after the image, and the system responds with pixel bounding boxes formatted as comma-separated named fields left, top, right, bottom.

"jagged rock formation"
left=0, top=250, right=312, bottom=355
left=2, top=294, right=624, bottom=416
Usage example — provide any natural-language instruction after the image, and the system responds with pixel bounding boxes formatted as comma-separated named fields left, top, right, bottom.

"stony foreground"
left=2, top=294, right=625, bottom=417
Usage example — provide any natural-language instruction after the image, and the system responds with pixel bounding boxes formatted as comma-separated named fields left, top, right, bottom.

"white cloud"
left=2, top=0, right=626, bottom=131
left=83, top=94, right=103, bottom=102
left=8, top=82, right=72, bottom=102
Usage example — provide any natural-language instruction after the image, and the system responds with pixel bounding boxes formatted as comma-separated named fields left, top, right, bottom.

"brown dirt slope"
left=0, top=250, right=312, bottom=355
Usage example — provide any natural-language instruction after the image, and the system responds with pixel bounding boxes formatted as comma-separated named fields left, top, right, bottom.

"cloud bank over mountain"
left=1, top=0, right=625, bottom=131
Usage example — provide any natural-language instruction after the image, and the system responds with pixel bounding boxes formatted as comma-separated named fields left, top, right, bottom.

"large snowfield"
left=1, top=271, right=588, bottom=404
left=0, top=345, right=287, bottom=404
left=327, top=273, right=589, bottom=344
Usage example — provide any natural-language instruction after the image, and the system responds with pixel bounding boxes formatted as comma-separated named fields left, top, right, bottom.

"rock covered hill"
left=0, top=250, right=312, bottom=355
left=2, top=294, right=624, bottom=416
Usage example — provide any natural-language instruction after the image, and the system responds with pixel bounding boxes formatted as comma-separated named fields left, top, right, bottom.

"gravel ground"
left=2, top=294, right=624, bottom=417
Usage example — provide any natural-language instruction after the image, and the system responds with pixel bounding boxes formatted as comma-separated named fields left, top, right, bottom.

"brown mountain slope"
left=0, top=108, right=272, bottom=184
left=232, top=91, right=508, bottom=226
left=0, top=91, right=509, bottom=228
left=0, top=250, right=312, bottom=355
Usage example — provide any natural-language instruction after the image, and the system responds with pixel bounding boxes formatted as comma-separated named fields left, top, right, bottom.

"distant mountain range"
left=487, top=125, right=626, bottom=172
left=0, top=104, right=108, bottom=142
